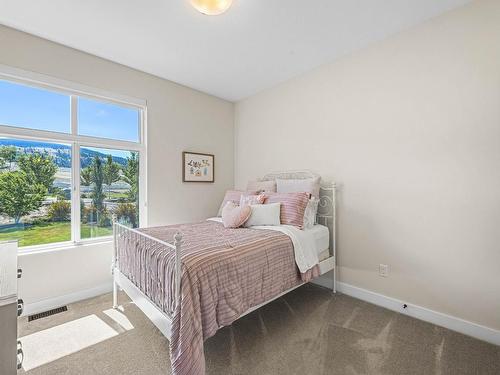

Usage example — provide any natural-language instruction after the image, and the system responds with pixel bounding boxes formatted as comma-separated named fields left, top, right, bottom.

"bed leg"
left=113, top=275, right=118, bottom=309
left=332, top=264, right=337, bottom=294
left=112, top=217, right=119, bottom=309
left=331, top=183, right=337, bottom=295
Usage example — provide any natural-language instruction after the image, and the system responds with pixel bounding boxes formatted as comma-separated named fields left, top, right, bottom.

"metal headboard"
left=260, top=170, right=336, bottom=258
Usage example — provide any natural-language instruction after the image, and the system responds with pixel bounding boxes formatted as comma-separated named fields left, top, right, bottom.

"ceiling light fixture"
left=190, top=0, right=233, bottom=15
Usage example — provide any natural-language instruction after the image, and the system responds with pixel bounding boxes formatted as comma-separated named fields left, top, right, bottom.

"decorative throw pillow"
left=303, top=197, right=320, bottom=229
left=276, top=177, right=321, bottom=198
left=221, top=202, right=251, bottom=228
left=244, top=203, right=281, bottom=227
left=264, top=192, right=310, bottom=229
left=240, top=193, right=266, bottom=206
left=246, top=180, right=277, bottom=193
left=217, top=190, right=258, bottom=216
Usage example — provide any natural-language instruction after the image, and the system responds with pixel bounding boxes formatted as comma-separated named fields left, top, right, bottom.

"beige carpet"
left=18, top=284, right=500, bottom=375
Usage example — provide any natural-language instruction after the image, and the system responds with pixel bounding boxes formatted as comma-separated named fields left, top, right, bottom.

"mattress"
left=303, top=224, right=330, bottom=260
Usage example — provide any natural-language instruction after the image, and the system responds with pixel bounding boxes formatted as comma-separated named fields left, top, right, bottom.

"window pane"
left=0, top=138, right=72, bottom=247
left=0, top=80, right=70, bottom=133
left=78, top=98, right=140, bottom=142
left=80, top=146, right=139, bottom=240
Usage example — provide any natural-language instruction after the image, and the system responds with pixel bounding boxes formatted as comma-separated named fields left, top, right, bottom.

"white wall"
left=235, top=0, right=500, bottom=331
left=0, top=25, right=234, bottom=309
left=18, top=242, right=113, bottom=314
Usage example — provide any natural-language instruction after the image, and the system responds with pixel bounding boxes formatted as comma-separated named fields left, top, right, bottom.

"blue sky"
left=0, top=80, right=139, bottom=143
left=78, top=98, right=139, bottom=142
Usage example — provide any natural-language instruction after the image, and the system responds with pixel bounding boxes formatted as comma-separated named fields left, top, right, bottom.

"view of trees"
left=122, top=152, right=139, bottom=203
left=80, top=151, right=139, bottom=234
left=0, top=146, right=50, bottom=224
left=0, top=146, right=17, bottom=170
left=0, top=141, right=139, bottom=246
left=0, top=171, right=46, bottom=224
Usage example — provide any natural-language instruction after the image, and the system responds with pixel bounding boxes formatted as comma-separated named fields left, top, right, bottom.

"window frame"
left=0, top=64, right=148, bottom=253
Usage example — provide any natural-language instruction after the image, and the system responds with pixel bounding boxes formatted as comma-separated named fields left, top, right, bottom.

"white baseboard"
left=22, top=283, right=113, bottom=317
left=311, top=277, right=500, bottom=346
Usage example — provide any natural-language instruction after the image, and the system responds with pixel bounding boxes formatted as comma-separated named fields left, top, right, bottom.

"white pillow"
left=247, top=180, right=277, bottom=193
left=303, top=197, right=319, bottom=229
left=276, top=177, right=320, bottom=198
left=244, top=203, right=281, bottom=227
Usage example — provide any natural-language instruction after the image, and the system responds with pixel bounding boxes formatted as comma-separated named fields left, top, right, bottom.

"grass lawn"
left=0, top=222, right=113, bottom=247
left=107, top=191, right=129, bottom=199
left=81, top=224, right=113, bottom=240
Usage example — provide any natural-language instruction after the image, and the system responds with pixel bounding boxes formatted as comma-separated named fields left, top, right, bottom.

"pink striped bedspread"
left=117, top=220, right=319, bottom=375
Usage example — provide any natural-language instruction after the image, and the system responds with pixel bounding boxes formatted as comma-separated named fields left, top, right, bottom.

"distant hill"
left=0, top=139, right=128, bottom=168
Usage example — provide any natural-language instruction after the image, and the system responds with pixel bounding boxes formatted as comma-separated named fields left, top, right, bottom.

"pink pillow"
left=217, top=190, right=258, bottom=216
left=240, top=193, right=266, bottom=206
left=264, top=192, right=310, bottom=229
left=221, top=202, right=251, bottom=228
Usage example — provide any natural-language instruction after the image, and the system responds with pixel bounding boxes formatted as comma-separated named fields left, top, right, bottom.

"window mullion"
left=0, top=125, right=144, bottom=152
left=71, top=96, right=78, bottom=135
left=71, top=143, right=81, bottom=243
left=139, top=109, right=147, bottom=227
left=70, top=96, right=81, bottom=243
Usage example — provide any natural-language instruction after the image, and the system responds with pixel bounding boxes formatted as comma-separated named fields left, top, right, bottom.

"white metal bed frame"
left=112, top=171, right=336, bottom=340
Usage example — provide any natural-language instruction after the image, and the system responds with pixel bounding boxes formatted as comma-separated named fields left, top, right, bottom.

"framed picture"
left=182, top=151, right=215, bottom=183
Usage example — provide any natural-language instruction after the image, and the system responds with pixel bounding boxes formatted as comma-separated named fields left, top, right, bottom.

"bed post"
left=174, top=232, right=183, bottom=310
left=112, top=215, right=118, bottom=309
left=332, top=183, right=337, bottom=294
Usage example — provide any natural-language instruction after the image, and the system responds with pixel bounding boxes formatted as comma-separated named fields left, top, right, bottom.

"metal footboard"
left=112, top=221, right=183, bottom=314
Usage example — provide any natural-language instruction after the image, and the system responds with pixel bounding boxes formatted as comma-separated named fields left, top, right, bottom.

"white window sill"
left=18, top=237, right=113, bottom=256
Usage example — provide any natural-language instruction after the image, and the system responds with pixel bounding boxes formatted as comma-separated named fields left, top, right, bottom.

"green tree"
left=113, top=202, right=138, bottom=228
left=47, top=200, right=71, bottom=222
left=18, top=152, right=57, bottom=191
left=103, top=155, right=120, bottom=198
left=0, top=146, right=18, bottom=171
left=0, top=171, right=46, bottom=224
left=90, top=156, right=105, bottom=213
left=80, top=166, right=93, bottom=186
left=123, top=153, right=139, bottom=203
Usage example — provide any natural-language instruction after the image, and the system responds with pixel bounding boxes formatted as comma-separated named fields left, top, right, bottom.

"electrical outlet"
left=379, top=264, right=389, bottom=277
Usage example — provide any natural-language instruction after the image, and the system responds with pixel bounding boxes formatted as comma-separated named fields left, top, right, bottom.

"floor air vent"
left=28, top=306, right=68, bottom=322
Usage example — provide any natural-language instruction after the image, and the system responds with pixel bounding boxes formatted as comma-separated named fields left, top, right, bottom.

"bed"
left=112, top=171, right=336, bottom=375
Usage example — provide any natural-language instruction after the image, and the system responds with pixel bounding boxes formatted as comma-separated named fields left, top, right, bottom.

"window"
left=80, top=147, right=139, bottom=240
left=0, top=138, right=72, bottom=247
left=78, top=97, right=140, bottom=142
left=0, top=80, right=70, bottom=133
left=0, top=77, right=145, bottom=249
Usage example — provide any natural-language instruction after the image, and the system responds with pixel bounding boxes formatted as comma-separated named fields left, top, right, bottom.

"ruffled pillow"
left=221, top=201, right=251, bottom=228
left=303, top=197, right=319, bottom=229
left=240, top=193, right=266, bottom=206
left=217, top=190, right=258, bottom=216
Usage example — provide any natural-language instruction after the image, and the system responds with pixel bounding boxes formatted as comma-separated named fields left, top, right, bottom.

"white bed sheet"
left=303, top=224, right=330, bottom=257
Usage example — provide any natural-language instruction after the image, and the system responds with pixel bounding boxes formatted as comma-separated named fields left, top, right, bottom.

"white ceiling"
left=0, top=0, right=471, bottom=102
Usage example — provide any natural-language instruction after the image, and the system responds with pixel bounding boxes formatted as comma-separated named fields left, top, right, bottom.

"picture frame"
left=182, top=151, right=215, bottom=183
